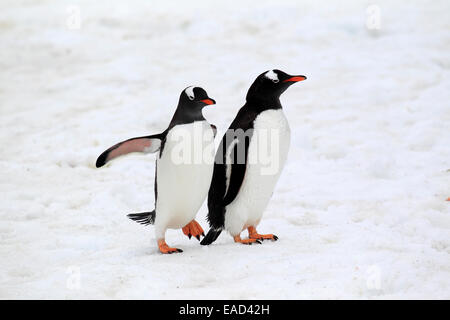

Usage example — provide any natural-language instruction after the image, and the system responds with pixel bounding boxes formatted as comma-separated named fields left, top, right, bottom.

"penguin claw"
left=256, top=235, right=278, bottom=241
left=161, top=247, right=183, bottom=254
left=182, top=220, right=205, bottom=241
left=165, top=248, right=183, bottom=254
left=245, top=239, right=261, bottom=245
left=234, top=236, right=261, bottom=245
left=257, top=236, right=277, bottom=241
left=248, top=227, right=278, bottom=242
left=158, top=240, right=183, bottom=254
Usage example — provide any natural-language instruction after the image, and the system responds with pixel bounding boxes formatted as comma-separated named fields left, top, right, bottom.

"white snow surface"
left=0, top=0, right=449, bottom=299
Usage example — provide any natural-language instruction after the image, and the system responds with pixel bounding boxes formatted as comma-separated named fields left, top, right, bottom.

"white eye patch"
left=185, top=86, right=195, bottom=100
left=265, top=70, right=279, bottom=83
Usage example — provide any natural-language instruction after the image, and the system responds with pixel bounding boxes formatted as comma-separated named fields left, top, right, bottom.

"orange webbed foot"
left=248, top=226, right=278, bottom=241
left=233, top=235, right=262, bottom=245
left=158, top=239, right=183, bottom=254
left=182, top=220, right=205, bottom=241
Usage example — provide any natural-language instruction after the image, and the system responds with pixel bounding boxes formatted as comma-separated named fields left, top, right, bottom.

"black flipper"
left=127, top=210, right=156, bottom=226
left=205, top=106, right=257, bottom=233
left=200, top=228, right=222, bottom=245
left=221, top=132, right=252, bottom=207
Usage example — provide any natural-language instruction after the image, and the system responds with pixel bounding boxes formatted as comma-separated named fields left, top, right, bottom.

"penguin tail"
left=200, top=228, right=222, bottom=245
left=127, top=210, right=155, bottom=226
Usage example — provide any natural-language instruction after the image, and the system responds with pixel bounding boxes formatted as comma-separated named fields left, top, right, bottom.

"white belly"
left=155, top=121, right=215, bottom=229
left=225, top=109, right=290, bottom=235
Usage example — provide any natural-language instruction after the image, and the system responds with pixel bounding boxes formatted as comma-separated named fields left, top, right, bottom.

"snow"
left=0, top=0, right=449, bottom=299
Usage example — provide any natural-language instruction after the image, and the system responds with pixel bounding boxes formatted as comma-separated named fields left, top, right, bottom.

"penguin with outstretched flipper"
left=97, top=86, right=217, bottom=254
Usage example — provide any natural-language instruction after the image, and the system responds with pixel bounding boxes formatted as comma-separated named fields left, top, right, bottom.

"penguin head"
left=169, top=86, right=216, bottom=126
left=181, top=86, right=216, bottom=109
left=246, top=69, right=307, bottom=102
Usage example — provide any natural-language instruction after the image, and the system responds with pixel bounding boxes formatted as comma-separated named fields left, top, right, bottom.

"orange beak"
left=283, top=75, right=307, bottom=82
left=201, top=98, right=216, bottom=105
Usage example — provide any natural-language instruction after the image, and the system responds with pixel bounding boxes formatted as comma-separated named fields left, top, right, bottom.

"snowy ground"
left=0, top=0, right=449, bottom=299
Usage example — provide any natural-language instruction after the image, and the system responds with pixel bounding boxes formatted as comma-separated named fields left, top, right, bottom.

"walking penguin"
left=96, top=86, right=217, bottom=253
left=200, top=70, right=306, bottom=245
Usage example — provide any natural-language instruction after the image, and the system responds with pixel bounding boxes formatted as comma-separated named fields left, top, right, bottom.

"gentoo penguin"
left=96, top=86, right=217, bottom=254
left=200, top=70, right=306, bottom=245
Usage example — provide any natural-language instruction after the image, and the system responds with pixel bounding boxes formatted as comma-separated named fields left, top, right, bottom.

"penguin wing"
left=96, top=134, right=163, bottom=168
left=221, top=130, right=252, bottom=207
left=206, top=136, right=246, bottom=229
left=206, top=106, right=256, bottom=228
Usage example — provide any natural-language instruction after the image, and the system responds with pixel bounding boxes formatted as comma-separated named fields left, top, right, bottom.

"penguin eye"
left=272, top=79, right=279, bottom=83
left=188, top=95, right=195, bottom=101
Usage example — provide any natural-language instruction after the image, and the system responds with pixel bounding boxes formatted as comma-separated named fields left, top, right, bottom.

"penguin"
left=200, top=70, right=306, bottom=245
left=96, top=86, right=217, bottom=254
